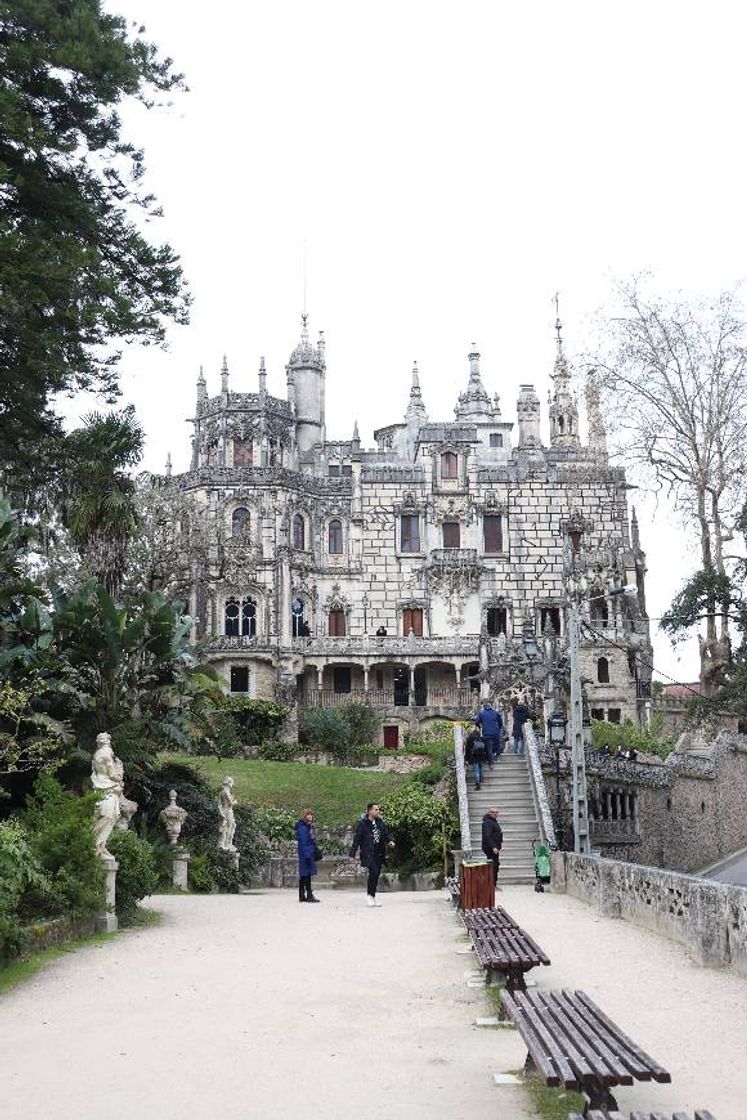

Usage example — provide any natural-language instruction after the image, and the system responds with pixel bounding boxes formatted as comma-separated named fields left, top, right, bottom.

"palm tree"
left=61, top=407, right=144, bottom=597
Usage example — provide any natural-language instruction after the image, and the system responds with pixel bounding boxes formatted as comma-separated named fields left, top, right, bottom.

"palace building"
left=172, top=314, right=652, bottom=745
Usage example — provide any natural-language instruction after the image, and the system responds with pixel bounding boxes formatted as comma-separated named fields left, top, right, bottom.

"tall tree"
left=0, top=1, right=189, bottom=499
left=591, top=279, right=747, bottom=691
left=60, top=405, right=144, bottom=596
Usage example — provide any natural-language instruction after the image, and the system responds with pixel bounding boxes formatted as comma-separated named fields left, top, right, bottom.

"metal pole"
left=555, top=745, right=564, bottom=851
left=569, top=601, right=590, bottom=854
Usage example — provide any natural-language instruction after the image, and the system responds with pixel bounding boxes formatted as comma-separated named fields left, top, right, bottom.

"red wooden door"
left=383, top=725, right=399, bottom=749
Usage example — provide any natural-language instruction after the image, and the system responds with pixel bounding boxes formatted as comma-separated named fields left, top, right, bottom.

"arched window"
left=292, top=598, right=308, bottom=638
left=441, top=451, right=459, bottom=480
left=558, top=416, right=565, bottom=433
left=597, top=656, right=610, bottom=684
left=232, top=506, right=251, bottom=537
left=225, top=598, right=240, bottom=636
left=292, top=513, right=305, bottom=551
left=328, top=519, right=343, bottom=554
left=241, top=597, right=257, bottom=637
left=328, top=607, right=346, bottom=636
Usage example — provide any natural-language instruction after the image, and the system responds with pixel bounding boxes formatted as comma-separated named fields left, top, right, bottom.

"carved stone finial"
left=165, top=452, right=172, bottom=477
left=221, top=354, right=229, bottom=394
left=159, top=789, right=187, bottom=848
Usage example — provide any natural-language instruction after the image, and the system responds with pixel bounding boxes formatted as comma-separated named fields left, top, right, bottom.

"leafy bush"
left=590, top=713, right=675, bottom=758
left=107, top=829, right=158, bottom=918
left=299, top=706, right=349, bottom=751
left=404, top=720, right=457, bottom=750
left=24, top=773, right=105, bottom=919
left=250, top=806, right=295, bottom=845
left=339, top=701, right=379, bottom=747
left=331, top=744, right=380, bottom=767
left=254, top=741, right=299, bottom=762
left=299, top=703, right=380, bottom=752
left=0, top=820, right=58, bottom=960
left=225, top=697, right=287, bottom=744
left=381, top=782, right=456, bottom=874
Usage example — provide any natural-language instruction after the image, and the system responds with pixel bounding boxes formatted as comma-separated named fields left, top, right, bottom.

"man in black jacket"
left=350, top=803, right=394, bottom=907
left=481, top=807, right=503, bottom=887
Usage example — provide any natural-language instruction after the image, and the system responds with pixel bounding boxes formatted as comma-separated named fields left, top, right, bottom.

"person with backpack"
left=464, top=728, right=487, bottom=790
left=481, top=807, right=503, bottom=887
left=474, top=701, right=504, bottom=764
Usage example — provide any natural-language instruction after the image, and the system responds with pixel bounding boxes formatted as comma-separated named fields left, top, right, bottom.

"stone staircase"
left=467, top=754, right=540, bottom=884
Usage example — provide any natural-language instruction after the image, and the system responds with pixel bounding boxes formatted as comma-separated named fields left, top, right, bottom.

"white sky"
left=93, top=0, right=747, bottom=684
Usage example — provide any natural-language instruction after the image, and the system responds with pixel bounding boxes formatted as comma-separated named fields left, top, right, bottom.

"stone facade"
left=542, top=731, right=747, bottom=871
left=168, top=315, right=652, bottom=743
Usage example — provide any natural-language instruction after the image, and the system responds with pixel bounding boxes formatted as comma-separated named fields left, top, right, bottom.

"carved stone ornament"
left=159, top=790, right=188, bottom=848
left=217, top=777, right=238, bottom=853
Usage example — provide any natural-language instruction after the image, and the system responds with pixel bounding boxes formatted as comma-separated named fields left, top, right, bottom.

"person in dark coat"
left=481, top=807, right=503, bottom=886
left=464, top=728, right=487, bottom=790
left=474, top=701, right=504, bottom=763
left=349, top=802, right=394, bottom=907
left=295, top=808, right=321, bottom=903
left=511, top=700, right=531, bottom=754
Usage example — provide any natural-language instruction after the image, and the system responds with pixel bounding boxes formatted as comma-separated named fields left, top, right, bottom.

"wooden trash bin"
left=459, top=860, right=494, bottom=910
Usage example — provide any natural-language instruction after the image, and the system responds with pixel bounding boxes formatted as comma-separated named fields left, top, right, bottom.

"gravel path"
left=2, top=886, right=745, bottom=1119
left=0, top=890, right=531, bottom=1120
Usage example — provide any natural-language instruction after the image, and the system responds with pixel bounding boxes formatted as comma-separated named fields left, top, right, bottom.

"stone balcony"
left=299, top=686, right=476, bottom=713
left=427, top=547, right=480, bottom=569
left=290, top=634, right=479, bottom=659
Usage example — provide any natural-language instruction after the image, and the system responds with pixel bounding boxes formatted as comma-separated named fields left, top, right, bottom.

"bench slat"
left=574, top=991, right=671, bottom=1083
left=547, top=990, right=637, bottom=1083
left=502, top=990, right=581, bottom=1088
left=501, top=991, right=567, bottom=1087
left=531, top=990, right=632, bottom=1085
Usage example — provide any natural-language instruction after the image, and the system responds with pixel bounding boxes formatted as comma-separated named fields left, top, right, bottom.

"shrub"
left=225, top=698, right=287, bottom=744
left=187, top=852, right=214, bottom=893
left=590, top=713, right=675, bottom=758
left=250, top=806, right=295, bottom=845
left=0, top=820, right=57, bottom=960
left=404, top=720, right=457, bottom=750
left=381, top=782, right=456, bottom=874
left=107, top=830, right=158, bottom=918
left=339, top=700, right=379, bottom=747
left=298, top=707, right=349, bottom=751
left=328, top=744, right=380, bottom=767
left=24, top=773, right=105, bottom=919
left=254, top=741, right=299, bottom=762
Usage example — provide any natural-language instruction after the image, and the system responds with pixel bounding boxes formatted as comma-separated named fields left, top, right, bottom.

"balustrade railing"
left=299, top=687, right=476, bottom=710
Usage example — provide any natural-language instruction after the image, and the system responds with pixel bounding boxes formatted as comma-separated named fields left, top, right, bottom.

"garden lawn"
left=163, top=756, right=408, bottom=827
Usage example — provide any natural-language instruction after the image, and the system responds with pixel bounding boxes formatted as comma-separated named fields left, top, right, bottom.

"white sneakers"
left=366, top=895, right=382, bottom=907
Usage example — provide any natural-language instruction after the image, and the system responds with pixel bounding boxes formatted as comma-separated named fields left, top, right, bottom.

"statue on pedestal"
left=217, top=776, right=238, bottom=852
left=159, top=790, right=187, bottom=847
left=90, top=732, right=129, bottom=858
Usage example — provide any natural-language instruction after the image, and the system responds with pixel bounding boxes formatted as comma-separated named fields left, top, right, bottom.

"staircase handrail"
left=453, top=724, right=472, bottom=853
left=524, top=722, right=557, bottom=848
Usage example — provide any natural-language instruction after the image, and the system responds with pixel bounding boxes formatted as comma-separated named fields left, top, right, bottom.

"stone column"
left=409, top=665, right=416, bottom=707
left=172, top=852, right=190, bottom=891
left=364, top=666, right=370, bottom=693
left=97, top=855, right=118, bottom=933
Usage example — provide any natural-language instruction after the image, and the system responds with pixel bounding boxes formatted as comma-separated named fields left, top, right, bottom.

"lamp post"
left=547, top=710, right=567, bottom=850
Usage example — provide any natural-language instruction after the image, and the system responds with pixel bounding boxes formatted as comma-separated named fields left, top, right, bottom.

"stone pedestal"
left=97, top=855, right=118, bottom=933
left=171, top=852, right=190, bottom=891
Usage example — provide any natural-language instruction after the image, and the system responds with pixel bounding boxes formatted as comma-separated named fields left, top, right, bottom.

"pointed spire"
left=196, top=364, right=206, bottom=404
left=454, top=346, right=494, bottom=421
left=631, top=506, right=640, bottom=550
left=549, top=295, right=579, bottom=447
left=221, top=354, right=229, bottom=394
left=352, top=419, right=360, bottom=441
left=258, top=355, right=267, bottom=395
left=405, top=361, right=428, bottom=425
left=165, top=452, right=172, bottom=477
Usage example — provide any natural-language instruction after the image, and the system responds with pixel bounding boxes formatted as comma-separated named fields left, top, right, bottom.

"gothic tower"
left=286, top=315, right=326, bottom=456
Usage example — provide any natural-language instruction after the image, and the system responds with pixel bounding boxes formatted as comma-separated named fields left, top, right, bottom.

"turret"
left=548, top=307, right=579, bottom=448
left=286, top=314, right=325, bottom=455
left=405, top=362, right=428, bottom=427
left=454, top=347, right=498, bottom=422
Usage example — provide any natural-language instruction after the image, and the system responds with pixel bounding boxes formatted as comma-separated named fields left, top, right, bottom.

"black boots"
left=299, top=876, right=321, bottom=902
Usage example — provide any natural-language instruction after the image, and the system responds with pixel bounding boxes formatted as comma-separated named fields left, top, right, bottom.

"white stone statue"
left=217, top=776, right=238, bottom=852
left=90, top=733, right=123, bottom=859
left=159, top=789, right=187, bottom=847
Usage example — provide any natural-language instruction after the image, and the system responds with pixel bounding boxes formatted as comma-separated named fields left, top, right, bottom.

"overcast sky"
left=94, top=0, right=747, bottom=684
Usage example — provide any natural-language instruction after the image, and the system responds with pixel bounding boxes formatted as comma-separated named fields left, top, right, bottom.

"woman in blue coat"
left=295, top=808, right=321, bottom=903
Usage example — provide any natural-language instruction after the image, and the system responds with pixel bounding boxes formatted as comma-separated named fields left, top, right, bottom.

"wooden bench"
left=461, top=905, right=519, bottom=931
left=461, top=906, right=550, bottom=991
left=500, top=988, right=671, bottom=1114
left=567, top=1112, right=715, bottom=1120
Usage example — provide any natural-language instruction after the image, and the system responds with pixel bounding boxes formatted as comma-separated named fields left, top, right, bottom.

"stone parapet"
left=552, top=851, right=747, bottom=975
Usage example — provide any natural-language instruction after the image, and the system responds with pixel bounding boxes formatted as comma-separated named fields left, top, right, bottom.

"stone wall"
left=552, top=851, right=747, bottom=976
left=541, top=731, right=747, bottom=872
